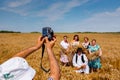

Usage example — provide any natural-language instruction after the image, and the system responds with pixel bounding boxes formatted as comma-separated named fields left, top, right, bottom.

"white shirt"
left=72, top=53, right=89, bottom=74
left=60, top=40, right=70, bottom=49
left=72, top=53, right=88, bottom=67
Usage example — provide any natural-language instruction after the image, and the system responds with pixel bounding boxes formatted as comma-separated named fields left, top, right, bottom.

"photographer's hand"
left=13, top=36, right=45, bottom=58
left=45, top=37, right=60, bottom=80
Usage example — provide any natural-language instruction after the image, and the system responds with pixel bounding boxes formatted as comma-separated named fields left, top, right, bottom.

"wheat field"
left=0, top=33, right=120, bottom=80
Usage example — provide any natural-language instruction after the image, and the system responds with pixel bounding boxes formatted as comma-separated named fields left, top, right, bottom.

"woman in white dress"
left=60, top=35, right=70, bottom=66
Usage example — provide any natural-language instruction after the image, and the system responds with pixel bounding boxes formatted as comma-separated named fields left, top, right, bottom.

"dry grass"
left=0, top=33, right=120, bottom=80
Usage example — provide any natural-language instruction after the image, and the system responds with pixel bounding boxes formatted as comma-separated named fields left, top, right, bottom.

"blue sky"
left=0, top=0, right=120, bottom=32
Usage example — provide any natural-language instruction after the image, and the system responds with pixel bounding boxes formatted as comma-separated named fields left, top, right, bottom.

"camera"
left=41, top=27, right=54, bottom=72
left=42, top=27, right=54, bottom=41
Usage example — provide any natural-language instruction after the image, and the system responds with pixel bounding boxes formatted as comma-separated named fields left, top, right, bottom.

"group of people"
left=0, top=34, right=102, bottom=80
left=60, top=35, right=102, bottom=74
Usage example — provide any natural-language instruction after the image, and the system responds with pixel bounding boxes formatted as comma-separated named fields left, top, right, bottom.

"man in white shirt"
left=72, top=48, right=89, bottom=74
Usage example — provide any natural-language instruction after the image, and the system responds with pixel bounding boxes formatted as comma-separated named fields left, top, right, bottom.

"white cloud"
left=0, top=0, right=32, bottom=16
left=6, top=0, right=32, bottom=8
left=0, top=7, right=28, bottom=16
left=37, top=0, right=89, bottom=23
left=75, top=7, right=120, bottom=32
left=0, top=0, right=89, bottom=19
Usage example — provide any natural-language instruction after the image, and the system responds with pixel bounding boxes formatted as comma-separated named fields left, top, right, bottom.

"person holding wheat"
left=88, top=39, right=102, bottom=73
left=70, top=35, right=80, bottom=66
left=60, top=35, right=71, bottom=66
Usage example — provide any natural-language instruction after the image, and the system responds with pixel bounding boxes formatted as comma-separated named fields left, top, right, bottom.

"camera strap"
left=40, top=44, right=50, bottom=73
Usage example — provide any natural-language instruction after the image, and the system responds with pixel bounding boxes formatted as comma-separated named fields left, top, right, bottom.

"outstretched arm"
left=45, top=37, right=60, bottom=80
left=13, top=36, right=44, bottom=58
left=99, top=48, right=102, bottom=56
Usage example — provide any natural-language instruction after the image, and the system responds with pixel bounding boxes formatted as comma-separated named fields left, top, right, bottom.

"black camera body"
left=42, top=27, right=54, bottom=41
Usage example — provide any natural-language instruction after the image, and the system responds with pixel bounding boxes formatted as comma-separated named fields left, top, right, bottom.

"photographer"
left=0, top=36, right=60, bottom=80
